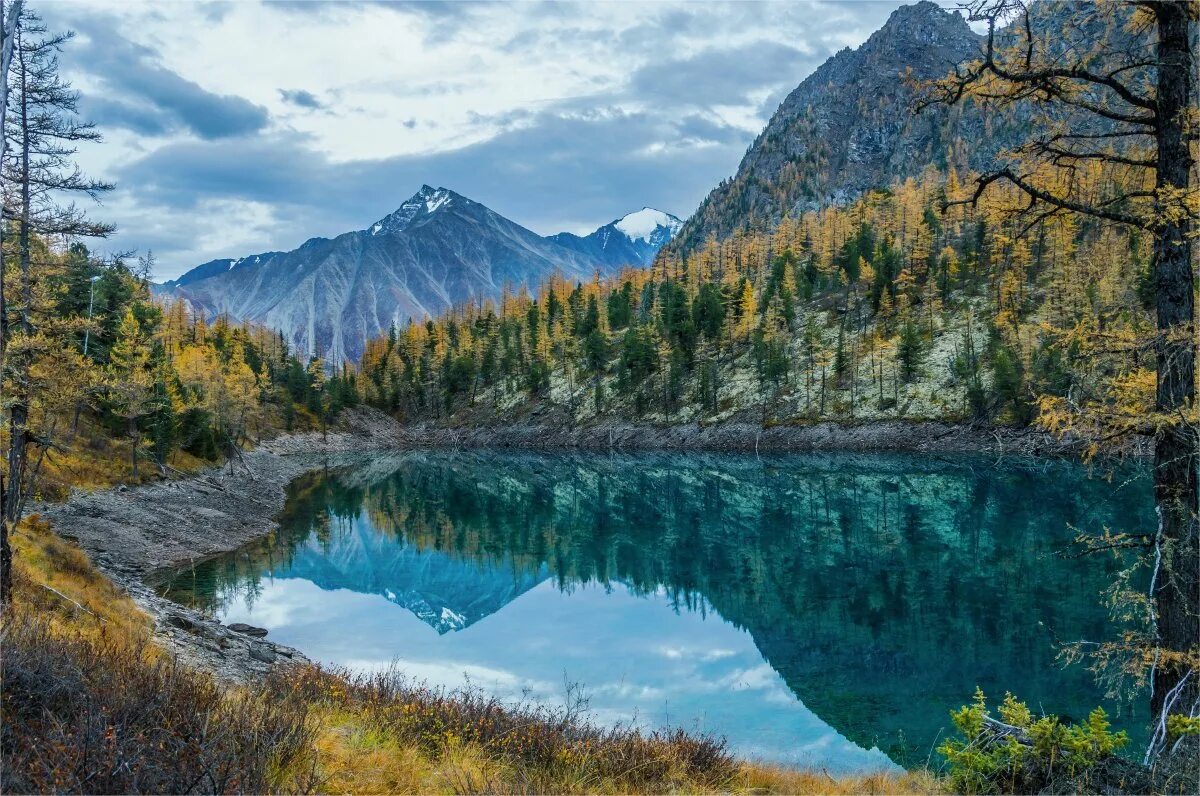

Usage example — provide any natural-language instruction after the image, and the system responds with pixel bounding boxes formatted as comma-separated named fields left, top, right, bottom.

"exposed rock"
left=165, top=612, right=198, bottom=632
left=248, top=644, right=276, bottom=664
left=392, top=414, right=1150, bottom=458
left=36, top=407, right=405, bottom=581
left=227, top=622, right=268, bottom=638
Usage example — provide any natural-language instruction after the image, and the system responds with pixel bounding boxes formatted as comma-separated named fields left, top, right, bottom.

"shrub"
left=938, top=688, right=1130, bottom=794
left=1, top=615, right=318, bottom=794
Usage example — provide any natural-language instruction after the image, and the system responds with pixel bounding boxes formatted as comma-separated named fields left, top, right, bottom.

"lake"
left=157, top=451, right=1152, bottom=771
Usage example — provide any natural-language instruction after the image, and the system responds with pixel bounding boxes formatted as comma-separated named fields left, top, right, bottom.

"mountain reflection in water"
left=158, top=451, right=1151, bottom=770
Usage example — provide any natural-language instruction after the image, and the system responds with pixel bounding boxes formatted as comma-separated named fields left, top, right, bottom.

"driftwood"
left=979, top=715, right=1034, bottom=746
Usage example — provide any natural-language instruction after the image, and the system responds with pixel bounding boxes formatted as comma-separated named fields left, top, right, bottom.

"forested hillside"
left=1, top=240, right=358, bottom=498
left=355, top=163, right=1153, bottom=439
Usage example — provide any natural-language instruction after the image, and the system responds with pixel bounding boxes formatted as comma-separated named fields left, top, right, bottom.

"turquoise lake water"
left=158, top=451, right=1153, bottom=771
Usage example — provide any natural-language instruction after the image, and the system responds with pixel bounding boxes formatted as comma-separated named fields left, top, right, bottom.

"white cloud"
left=41, top=0, right=923, bottom=279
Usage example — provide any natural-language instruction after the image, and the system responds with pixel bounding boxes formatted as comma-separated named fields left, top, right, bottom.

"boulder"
left=248, top=643, right=276, bottom=664
left=227, top=622, right=268, bottom=637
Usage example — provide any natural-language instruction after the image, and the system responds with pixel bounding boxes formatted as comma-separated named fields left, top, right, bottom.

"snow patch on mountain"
left=369, top=184, right=452, bottom=236
left=615, top=208, right=681, bottom=243
left=426, top=190, right=452, bottom=213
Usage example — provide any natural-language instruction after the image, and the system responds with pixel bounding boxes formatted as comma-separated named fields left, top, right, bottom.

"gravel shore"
left=393, top=414, right=1146, bottom=457
left=36, top=407, right=405, bottom=682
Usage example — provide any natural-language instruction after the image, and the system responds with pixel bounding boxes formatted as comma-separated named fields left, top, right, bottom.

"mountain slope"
left=665, top=1, right=984, bottom=256
left=157, top=187, right=678, bottom=363
left=549, top=208, right=682, bottom=269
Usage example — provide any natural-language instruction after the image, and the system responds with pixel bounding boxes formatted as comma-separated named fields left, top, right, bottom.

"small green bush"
left=1167, top=713, right=1200, bottom=742
left=939, top=688, right=1129, bottom=794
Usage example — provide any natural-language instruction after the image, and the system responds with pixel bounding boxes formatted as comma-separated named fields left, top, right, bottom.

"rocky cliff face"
left=666, top=1, right=984, bottom=255
left=664, top=1, right=1119, bottom=258
left=156, top=187, right=678, bottom=363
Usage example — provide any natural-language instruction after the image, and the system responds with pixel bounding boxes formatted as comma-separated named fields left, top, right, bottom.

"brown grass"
left=29, top=421, right=212, bottom=501
left=9, top=514, right=149, bottom=639
left=286, top=665, right=742, bottom=794
left=1, top=615, right=320, bottom=794
left=737, top=763, right=939, bottom=794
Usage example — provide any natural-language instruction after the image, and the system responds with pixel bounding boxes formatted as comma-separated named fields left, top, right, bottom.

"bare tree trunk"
left=1, top=34, right=30, bottom=605
left=1148, top=0, right=1198, bottom=727
left=129, top=418, right=139, bottom=478
left=0, top=0, right=22, bottom=163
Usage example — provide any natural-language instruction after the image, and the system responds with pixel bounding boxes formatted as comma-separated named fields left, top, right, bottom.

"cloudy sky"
left=41, top=0, right=936, bottom=280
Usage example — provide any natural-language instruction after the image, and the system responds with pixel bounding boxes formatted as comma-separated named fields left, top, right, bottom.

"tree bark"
left=1, top=27, right=30, bottom=605
left=1148, top=0, right=1199, bottom=723
left=0, top=0, right=23, bottom=164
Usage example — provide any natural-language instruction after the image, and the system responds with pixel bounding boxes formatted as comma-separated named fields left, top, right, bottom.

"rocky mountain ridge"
left=663, top=1, right=1122, bottom=258
left=665, top=0, right=985, bottom=255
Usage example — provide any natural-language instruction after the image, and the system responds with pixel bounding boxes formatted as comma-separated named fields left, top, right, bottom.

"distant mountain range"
left=155, top=187, right=680, bottom=363
left=549, top=207, right=681, bottom=269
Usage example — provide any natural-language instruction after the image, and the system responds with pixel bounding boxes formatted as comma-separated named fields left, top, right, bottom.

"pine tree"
left=1, top=5, right=111, bottom=604
left=107, top=308, right=153, bottom=477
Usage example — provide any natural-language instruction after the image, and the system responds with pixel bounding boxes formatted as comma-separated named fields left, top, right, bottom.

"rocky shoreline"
left=36, top=407, right=406, bottom=682
left=36, top=408, right=1139, bottom=682
left=394, top=414, right=1149, bottom=457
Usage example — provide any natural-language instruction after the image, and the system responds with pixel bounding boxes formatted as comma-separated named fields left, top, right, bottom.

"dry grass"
left=3, top=519, right=319, bottom=793
left=279, top=665, right=934, bottom=794
left=284, top=665, right=741, bottom=794
left=9, top=514, right=150, bottom=640
left=29, top=421, right=211, bottom=501
left=737, top=763, right=939, bottom=795
left=0, top=615, right=319, bottom=794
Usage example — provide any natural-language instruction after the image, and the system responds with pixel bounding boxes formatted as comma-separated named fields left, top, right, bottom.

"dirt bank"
left=394, top=413, right=1148, bottom=457
left=36, top=406, right=405, bottom=682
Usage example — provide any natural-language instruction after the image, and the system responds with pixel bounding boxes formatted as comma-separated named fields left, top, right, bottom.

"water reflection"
left=159, top=451, right=1151, bottom=769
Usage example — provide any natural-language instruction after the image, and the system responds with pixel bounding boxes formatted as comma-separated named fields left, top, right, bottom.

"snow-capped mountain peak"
left=156, top=187, right=675, bottom=365
left=614, top=207, right=681, bottom=243
left=370, top=185, right=455, bottom=236
left=425, top=189, right=452, bottom=214
left=156, top=183, right=614, bottom=364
